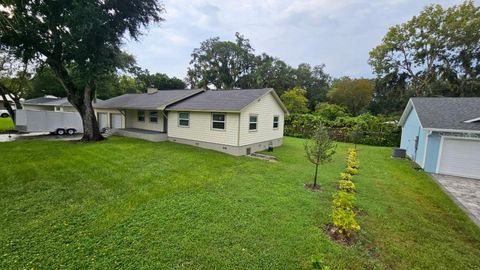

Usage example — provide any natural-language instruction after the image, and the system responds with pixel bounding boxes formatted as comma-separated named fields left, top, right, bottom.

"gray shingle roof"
left=411, top=97, right=480, bottom=131
left=167, top=88, right=275, bottom=112
left=23, top=96, right=71, bottom=106
left=94, top=90, right=204, bottom=110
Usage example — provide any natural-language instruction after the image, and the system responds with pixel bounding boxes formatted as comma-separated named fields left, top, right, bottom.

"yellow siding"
left=239, top=92, right=284, bottom=146
left=125, top=110, right=164, bottom=132
left=168, top=111, right=240, bottom=146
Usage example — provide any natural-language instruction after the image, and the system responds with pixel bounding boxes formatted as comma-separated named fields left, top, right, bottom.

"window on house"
left=179, top=112, right=189, bottom=127
left=249, top=115, right=258, bottom=131
left=273, top=116, right=279, bottom=129
left=149, top=111, right=158, bottom=123
left=137, top=110, right=145, bottom=122
left=212, top=113, right=225, bottom=130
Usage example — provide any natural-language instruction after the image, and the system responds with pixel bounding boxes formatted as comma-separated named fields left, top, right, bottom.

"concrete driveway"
left=431, top=174, right=480, bottom=227
left=0, top=132, right=83, bottom=142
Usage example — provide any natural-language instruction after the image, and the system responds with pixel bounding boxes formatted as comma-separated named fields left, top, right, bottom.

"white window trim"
left=273, top=115, right=279, bottom=130
left=149, top=111, right=158, bottom=124
left=211, top=113, right=226, bottom=131
left=178, top=112, right=190, bottom=127
left=249, top=114, right=258, bottom=132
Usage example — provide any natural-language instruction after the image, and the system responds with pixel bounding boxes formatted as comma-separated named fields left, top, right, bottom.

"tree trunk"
left=68, top=86, right=104, bottom=141
left=47, top=59, right=103, bottom=141
left=314, top=163, right=319, bottom=187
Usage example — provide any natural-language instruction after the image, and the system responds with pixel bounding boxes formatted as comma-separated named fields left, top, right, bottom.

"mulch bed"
left=324, top=224, right=356, bottom=245
left=304, top=183, right=321, bottom=191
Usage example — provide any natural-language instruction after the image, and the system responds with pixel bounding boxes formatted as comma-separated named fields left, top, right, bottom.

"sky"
left=124, top=0, right=473, bottom=80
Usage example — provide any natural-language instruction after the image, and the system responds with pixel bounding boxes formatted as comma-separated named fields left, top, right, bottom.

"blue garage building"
left=399, top=98, right=480, bottom=179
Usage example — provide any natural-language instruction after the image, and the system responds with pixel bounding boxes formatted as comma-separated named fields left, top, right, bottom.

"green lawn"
left=0, top=117, right=14, bottom=132
left=0, top=137, right=479, bottom=269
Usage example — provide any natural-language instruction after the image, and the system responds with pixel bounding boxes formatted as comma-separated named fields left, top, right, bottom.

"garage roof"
left=23, top=96, right=71, bottom=107
left=399, top=97, right=480, bottom=132
left=94, top=89, right=204, bottom=110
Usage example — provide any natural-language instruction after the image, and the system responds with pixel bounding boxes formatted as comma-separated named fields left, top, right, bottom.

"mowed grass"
left=0, top=137, right=479, bottom=269
left=0, top=117, right=14, bottom=132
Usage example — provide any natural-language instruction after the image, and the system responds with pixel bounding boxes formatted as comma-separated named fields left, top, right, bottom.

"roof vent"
left=147, top=87, right=158, bottom=94
left=464, top=117, right=480, bottom=123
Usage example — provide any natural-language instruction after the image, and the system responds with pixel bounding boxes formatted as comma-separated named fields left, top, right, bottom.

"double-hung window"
left=249, top=115, right=258, bottom=131
left=179, top=112, right=189, bottom=127
left=149, top=111, right=158, bottom=123
left=137, top=110, right=145, bottom=122
left=273, top=116, right=279, bottom=129
left=212, top=113, right=225, bottom=130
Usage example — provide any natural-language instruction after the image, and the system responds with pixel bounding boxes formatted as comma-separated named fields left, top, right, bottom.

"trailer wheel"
left=66, top=128, right=76, bottom=135
left=56, top=129, right=66, bottom=135
left=0, top=113, right=9, bottom=118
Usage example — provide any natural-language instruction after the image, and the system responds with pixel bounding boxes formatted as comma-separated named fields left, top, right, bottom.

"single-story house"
left=95, top=88, right=288, bottom=156
left=399, top=97, right=480, bottom=179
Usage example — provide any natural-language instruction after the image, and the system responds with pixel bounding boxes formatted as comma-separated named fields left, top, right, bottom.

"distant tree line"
left=186, top=1, right=480, bottom=116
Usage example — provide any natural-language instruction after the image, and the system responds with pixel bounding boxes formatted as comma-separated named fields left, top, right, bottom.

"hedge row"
left=284, top=113, right=401, bottom=147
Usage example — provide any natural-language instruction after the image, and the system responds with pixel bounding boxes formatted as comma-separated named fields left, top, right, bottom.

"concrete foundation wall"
left=113, top=129, right=167, bottom=142
left=168, top=136, right=283, bottom=156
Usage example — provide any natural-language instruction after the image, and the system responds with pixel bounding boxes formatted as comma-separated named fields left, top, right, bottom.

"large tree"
left=369, top=1, right=480, bottom=101
left=294, top=63, right=331, bottom=110
left=250, top=53, right=296, bottom=95
left=187, top=32, right=256, bottom=89
left=328, top=78, right=374, bottom=116
left=0, top=0, right=164, bottom=141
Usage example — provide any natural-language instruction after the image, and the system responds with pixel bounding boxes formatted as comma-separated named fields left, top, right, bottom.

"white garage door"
left=438, top=138, right=480, bottom=179
left=98, top=113, right=108, bottom=130
left=111, top=113, right=122, bottom=129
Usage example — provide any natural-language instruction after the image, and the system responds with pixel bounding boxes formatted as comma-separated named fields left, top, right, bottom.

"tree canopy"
left=187, top=32, right=256, bottom=89
left=187, top=33, right=331, bottom=109
left=328, top=78, right=374, bottom=116
left=369, top=0, right=480, bottom=105
left=280, top=87, right=309, bottom=114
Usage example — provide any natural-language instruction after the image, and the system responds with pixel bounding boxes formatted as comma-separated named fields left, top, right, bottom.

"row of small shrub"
left=284, top=113, right=401, bottom=147
left=331, top=148, right=361, bottom=239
